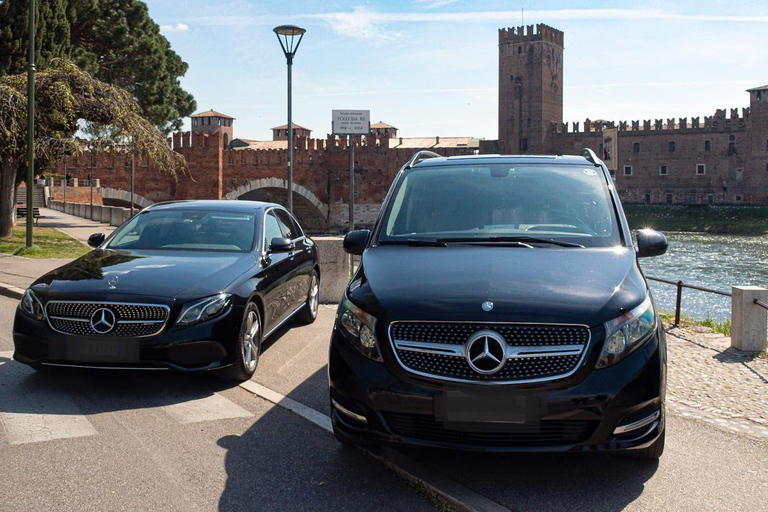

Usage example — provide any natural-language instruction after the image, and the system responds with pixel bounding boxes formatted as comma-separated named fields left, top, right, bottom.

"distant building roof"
left=389, top=137, right=479, bottom=149
left=747, top=84, right=768, bottom=92
left=231, top=139, right=287, bottom=150
left=191, top=110, right=235, bottom=119
left=371, top=121, right=397, bottom=129
left=271, top=124, right=311, bottom=131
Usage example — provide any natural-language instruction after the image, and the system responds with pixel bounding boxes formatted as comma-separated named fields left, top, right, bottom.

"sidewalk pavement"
left=0, top=207, right=114, bottom=298
left=0, top=210, right=766, bottom=441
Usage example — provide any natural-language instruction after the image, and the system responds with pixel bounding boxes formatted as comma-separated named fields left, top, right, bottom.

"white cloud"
left=160, top=23, right=189, bottom=33
left=414, top=0, right=460, bottom=9
left=310, top=6, right=402, bottom=41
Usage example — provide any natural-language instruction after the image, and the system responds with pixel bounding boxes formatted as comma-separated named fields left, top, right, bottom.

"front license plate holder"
left=66, top=337, right=140, bottom=363
left=434, top=392, right=540, bottom=425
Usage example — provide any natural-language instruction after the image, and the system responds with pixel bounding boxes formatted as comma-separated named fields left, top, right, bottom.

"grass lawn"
left=0, top=226, right=88, bottom=259
left=624, top=205, right=768, bottom=235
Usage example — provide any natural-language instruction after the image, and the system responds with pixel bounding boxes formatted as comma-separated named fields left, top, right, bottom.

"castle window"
left=735, top=195, right=743, bottom=202
left=623, top=165, right=632, bottom=176
left=668, top=141, right=676, bottom=152
left=644, top=194, right=651, bottom=204
left=696, top=164, right=706, bottom=175
left=666, top=193, right=673, bottom=204
left=519, top=138, right=528, bottom=151
left=633, top=142, right=640, bottom=154
left=659, top=165, right=668, bottom=175
left=704, top=140, right=711, bottom=151
left=518, top=46, right=522, bottom=54
left=736, top=168, right=743, bottom=181
left=510, top=75, right=514, bottom=82
left=527, top=118, right=531, bottom=127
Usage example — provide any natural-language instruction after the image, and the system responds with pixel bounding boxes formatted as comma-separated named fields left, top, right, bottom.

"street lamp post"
left=273, top=25, right=306, bottom=215
left=26, top=0, right=35, bottom=248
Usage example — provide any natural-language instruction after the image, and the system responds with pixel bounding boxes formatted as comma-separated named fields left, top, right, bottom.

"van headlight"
left=177, top=293, right=232, bottom=325
left=20, top=289, right=45, bottom=320
left=597, top=295, right=656, bottom=368
left=337, top=297, right=383, bottom=362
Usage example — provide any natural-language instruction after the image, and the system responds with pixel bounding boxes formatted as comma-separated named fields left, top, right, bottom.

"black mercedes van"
left=328, top=150, right=668, bottom=458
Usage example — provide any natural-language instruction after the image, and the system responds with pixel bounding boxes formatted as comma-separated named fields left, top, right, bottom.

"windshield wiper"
left=378, top=239, right=447, bottom=247
left=437, top=236, right=585, bottom=248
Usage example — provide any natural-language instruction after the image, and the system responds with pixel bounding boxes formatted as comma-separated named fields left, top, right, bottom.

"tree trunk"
left=0, top=162, right=18, bottom=238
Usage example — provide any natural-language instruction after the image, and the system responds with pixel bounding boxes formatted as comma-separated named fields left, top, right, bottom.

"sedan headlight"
left=177, top=293, right=232, bottom=326
left=337, top=297, right=382, bottom=362
left=597, top=295, right=656, bottom=368
left=20, top=289, right=45, bottom=320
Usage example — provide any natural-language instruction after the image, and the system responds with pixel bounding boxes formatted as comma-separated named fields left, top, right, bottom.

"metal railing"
left=646, top=276, right=731, bottom=326
left=756, top=299, right=768, bottom=311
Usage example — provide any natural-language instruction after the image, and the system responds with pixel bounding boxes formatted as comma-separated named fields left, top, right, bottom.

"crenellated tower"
left=498, top=24, right=564, bottom=154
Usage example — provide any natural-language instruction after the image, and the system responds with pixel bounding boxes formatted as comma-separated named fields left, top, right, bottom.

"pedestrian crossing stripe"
left=0, top=353, right=253, bottom=445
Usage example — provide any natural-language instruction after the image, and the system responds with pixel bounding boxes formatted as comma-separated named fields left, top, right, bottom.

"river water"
left=638, top=232, right=768, bottom=322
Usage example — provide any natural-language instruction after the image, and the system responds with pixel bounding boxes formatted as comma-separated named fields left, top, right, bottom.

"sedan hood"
left=33, top=249, right=256, bottom=301
left=356, top=245, right=647, bottom=326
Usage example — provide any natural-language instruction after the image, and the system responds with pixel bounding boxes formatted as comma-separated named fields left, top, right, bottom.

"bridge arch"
left=101, top=187, right=154, bottom=209
left=224, top=178, right=329, bottom=233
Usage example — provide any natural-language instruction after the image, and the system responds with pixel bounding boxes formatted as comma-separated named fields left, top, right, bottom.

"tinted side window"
left=275, top=210, right=302, bottom=240
left=264, top=211, right=284, bottom=246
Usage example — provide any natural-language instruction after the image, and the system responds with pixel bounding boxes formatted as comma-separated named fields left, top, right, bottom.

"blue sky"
left=145, top=0, right=768, bottom=141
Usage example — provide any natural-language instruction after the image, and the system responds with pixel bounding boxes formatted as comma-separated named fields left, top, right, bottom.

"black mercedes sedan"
left=329, top=150, right=668, bottom=458
left=13, top=200, right=320, bottom=381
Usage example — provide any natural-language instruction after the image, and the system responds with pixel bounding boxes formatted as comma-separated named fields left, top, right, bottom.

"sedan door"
left=260, top=209, right=296, bottom=333
left=274, top=209, right=315, bottom=313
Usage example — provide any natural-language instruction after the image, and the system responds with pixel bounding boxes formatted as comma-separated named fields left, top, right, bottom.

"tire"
left=225, top=302, right=262, bottom=382
left=628, top=427, right=665, bottom=460
left=295, top=271, right=319, bottom=325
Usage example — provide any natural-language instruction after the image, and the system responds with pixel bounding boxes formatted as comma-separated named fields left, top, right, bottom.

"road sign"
left=332, top=110, right=370, bottom=135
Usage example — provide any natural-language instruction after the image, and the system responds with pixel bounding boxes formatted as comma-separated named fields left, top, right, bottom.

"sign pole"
left=349, top=134, right=355, bottom=232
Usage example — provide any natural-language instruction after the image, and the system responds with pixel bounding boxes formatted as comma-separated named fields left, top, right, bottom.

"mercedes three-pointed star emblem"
left=465, top=329, right=507, bottom=375
left=90, top=307, right=117, bottom=334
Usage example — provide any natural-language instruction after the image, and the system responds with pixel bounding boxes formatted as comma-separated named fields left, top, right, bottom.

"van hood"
left=353, top=245, right=647, bottom=327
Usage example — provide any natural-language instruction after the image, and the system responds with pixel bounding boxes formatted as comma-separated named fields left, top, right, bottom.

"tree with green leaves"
left=0, top=60, right=186, bottom=238
left=0, top=0, right=196, bottom=133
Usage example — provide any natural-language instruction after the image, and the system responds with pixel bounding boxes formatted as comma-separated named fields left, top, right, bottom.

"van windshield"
left=378, top=164, right=622, bottom=248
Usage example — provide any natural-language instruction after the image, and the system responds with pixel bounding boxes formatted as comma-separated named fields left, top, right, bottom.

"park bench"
left=16, top=204, right=41, bottom=226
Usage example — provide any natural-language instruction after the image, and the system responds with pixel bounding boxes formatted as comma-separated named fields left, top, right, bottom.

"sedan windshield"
left=108, top=209, right=256, bottom=252
left=379, top=164, right=621, bottom=248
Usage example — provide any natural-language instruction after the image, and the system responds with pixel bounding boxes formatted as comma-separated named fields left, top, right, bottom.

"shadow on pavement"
left=395, top=445, right=658, bottom=512
left=0, top=353, right=234, bottom=416
left=217, top=366, right=435, bottom=512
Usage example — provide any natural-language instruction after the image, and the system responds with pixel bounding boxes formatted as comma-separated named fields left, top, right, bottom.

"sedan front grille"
left=46, top=301, right=170, bottom=337
left=389, top=322, right=590, bottom=384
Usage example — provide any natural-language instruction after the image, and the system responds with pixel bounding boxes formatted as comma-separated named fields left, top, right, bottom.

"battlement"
left=499, top=24, right=563, bottom=46
left=552, top=107, right=751, bottom=135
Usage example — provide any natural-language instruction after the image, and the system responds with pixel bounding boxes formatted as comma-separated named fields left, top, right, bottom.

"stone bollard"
left=314, top=236, right=350, bottom=304
left=731, top=286, right=768, bottom=352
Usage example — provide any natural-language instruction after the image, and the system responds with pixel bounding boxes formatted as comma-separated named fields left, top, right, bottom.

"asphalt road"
left=2, top=295, right=767, bottom=511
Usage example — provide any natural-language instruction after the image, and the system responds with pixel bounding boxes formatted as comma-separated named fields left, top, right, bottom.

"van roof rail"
left=580, top=148, right=602, bottom=167
left=405, top=150, right=442, bottom=168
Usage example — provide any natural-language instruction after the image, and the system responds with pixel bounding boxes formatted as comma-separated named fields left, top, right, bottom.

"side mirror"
left=88, top=233, right=105, bottom=248
left=269, top=237, right=293, bottom=253
left=636, top=229, right=668, bottom=258
left=343, top=229, right=370, bottom=256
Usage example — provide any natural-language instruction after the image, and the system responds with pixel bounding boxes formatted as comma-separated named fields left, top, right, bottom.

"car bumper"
left=12, top=305, right=242, bottom=372
left=328, top=326, right=666, bottom=453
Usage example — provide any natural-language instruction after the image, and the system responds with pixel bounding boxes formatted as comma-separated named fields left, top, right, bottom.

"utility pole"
left=26, top=0, right=35, bottom=248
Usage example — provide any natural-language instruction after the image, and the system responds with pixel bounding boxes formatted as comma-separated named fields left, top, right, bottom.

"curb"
left=0, top=282, right=24, bottom=300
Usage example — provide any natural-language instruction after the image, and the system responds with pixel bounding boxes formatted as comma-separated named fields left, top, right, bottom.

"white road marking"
left=159, top=393, right=253, bottom=424
left=0, top=352, right=97, bottom=445
left=239, top=380, right=332, bottom=432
